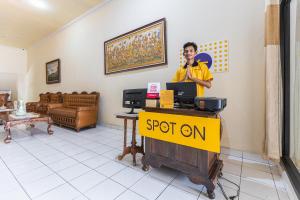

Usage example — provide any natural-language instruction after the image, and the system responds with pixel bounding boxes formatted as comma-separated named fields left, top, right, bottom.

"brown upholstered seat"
left=48, top=92, right=99, bottom=132
left=0, top=93, right=9, bottom=107
left=0, top=93, right=13, bottom=124
left=26, top=92, right=62, bottom=114
left=49, top=107, right=76, bottom=118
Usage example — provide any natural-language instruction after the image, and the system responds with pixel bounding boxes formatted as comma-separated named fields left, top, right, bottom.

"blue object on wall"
left=194, top=53, right=212, bottom=69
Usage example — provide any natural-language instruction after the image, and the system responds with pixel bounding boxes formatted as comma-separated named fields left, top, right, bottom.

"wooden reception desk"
left=141, top=107, right=223, bottom=199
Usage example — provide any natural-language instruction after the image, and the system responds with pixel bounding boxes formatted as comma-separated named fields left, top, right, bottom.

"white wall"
left=0, top=44, right=27, bottom=100
left=27, top=0, right=265, bottom=153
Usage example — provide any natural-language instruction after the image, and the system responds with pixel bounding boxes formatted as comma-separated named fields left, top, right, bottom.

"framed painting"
left=46, top=59, right=60, bottom=84
left=104, top=18, right=167, bottom=74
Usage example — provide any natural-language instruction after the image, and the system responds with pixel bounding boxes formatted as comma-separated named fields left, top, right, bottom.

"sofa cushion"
left=49, top=107, right=76, bottom=118
left=63, top=94, right=98, bottom=107
left=49, top=93, right=62, bottom=103
left=40, top=94, right=49, bottom=103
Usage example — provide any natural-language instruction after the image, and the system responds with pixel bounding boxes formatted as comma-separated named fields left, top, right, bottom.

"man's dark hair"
left=183, top=42, right=197, bottom=51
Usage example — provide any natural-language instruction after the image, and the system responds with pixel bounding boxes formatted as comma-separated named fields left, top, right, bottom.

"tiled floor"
left=0, top=124, right=292, bottom=200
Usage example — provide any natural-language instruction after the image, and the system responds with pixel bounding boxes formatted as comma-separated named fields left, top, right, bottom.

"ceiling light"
left=27, top=0, right=49, bottom=10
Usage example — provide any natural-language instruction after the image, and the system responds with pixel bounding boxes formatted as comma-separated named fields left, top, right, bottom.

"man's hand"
left=187, top=67, right=194, bottom=81
left=179, top=67, right=189, bottom=82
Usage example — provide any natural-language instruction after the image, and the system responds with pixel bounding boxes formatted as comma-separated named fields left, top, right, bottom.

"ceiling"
left=0, top=0, right=104, bottom=49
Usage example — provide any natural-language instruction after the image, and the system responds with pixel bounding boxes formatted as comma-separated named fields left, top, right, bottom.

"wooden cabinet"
left=141, top=108, right=223, bottom=199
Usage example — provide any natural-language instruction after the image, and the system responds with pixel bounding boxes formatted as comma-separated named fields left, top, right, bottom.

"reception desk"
left=140, top=107, right=223, bottom=199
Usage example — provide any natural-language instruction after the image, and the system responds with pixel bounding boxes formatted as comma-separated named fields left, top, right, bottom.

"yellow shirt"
left=172, top=61, right=213, bottom=97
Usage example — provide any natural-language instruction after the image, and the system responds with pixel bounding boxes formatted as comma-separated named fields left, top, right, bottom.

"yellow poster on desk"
left=139, top=112, right=220, bottom=153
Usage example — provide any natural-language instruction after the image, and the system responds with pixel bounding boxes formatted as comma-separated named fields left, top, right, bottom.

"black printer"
left=194, top=97, right=227, bottom=112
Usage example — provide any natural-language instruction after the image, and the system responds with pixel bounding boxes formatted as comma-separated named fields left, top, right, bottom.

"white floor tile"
left=0, top=125, right=294, bottom=200
left=102, top=149, right=121, bottom=159
left=130, top=175, right=168, bottom=200
left=34, top=183, right=81, bottom=200
left=95, top=160, right=127, bottom=177
left=0, top=173, right=21, bottom=193
left=17, top=166, right=53, bottom=185
left=115, top=190, right=146, bottom=200
left=57, top=163, right=91, bottom=181
left=148, top=167, right=179, bottom=184
left=270, top=164, right=281, bottom=176
left=61, top=147, right=86, bottom=156
left=4, top=154, right=36, bottom=166
left=9, top=159, right=44, bottom=175
left=241, top=166, right=274, bottom=187
left=273, top=174, right=287, bottom=191
left=171, top=173, right=203, bottom=196
left=22, top=174, right=65, bottom=198
left=277, top=189, right=290, bottom=200
left=200, top=184, right=238, bottom=200
left=83, top=142, right=103, bottom=150
left=243, top=158, right=271, bottom=173
left=48, top=158, right=78, bottom=172
left=218, top=172, right=240, bottom=190
left=82, top=155, right=110, bottom=169
left=243, top=152, right=269, bottom=164
left=90, top=145, right=113, bottom=154
left=0, top=186, right=30, bottom=200
left=73, top=195, right=89, bottom=200
left=222, top=161, right=242, bottom=176
left=157, top=185, right=198, bottom=200
left=39, top=153, right=68, bottom=164
left=240, top=178, right=279, bottom=200
left=111, top=167, right=145, bottom=187
left=117, top=151, right=144, bottom=166
left=220, top=154, right=243, bottom=163
left=86, top=179, right=126, bottom=200
left=221, top=147, right=243, bottom=158
left=239, top=192, right=263, bottom=200
left=71, top=150, right=98, bottom=162
left=32, top=149, right=60, bottom=158
left=70, top=170, right=107, bottom=193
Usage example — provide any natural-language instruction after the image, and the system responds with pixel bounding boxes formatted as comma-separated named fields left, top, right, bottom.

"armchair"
left=26, top=92, right=63, bottom=114
left=0, top=93, right=9, bottom=107
left=48, top=92, right=99, bottom=132
left=0, top=93, right=13, bottom=124
left=26, top=93, right=49, bottom=113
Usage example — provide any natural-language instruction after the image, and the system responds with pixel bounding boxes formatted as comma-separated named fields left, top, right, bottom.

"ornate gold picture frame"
left=104, top=18, right=167, bottom=74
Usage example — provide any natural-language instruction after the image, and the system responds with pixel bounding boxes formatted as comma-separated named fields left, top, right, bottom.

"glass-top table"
left=0, top=113, right=53, bottom=143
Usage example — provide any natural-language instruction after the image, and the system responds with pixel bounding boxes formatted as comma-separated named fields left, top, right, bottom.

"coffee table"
left=0, top=113, right=53, bottom=143
left=0, top=108, right=15, bottom=125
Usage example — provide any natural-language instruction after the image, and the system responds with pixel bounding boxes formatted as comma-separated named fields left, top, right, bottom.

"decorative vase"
left=15, top=100, right=27, bottom=116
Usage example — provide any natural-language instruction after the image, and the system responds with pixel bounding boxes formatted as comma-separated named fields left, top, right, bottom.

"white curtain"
left=290, top=40, right=300, bottom=169
left=264, top=0, right=282, bottom=160
left=289, top=0, right=300, bottom=169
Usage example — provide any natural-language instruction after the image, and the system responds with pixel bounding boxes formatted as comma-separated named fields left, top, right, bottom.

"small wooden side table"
left=115, top=113, right=144, bottom=166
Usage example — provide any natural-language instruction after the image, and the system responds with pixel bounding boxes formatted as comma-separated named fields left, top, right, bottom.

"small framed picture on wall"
left=46, top=59, right=60, bottom=84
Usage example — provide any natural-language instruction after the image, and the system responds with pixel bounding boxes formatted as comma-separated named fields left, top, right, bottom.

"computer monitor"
left=123, top=88, right=147, bottom=114
left=166, top=82, right=197, bottom=107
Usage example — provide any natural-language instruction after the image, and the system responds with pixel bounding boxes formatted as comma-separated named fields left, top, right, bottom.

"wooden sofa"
left=0, top=93, right=13, bottom=125
left=26, top=92, right=63, bottom=114
left=0, top=93, right=13, bottom=109
left=0, top=93, right=9, bottom=108
left=48, top=92, right=99, bottom=132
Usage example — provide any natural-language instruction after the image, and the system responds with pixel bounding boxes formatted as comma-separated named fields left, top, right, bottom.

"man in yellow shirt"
left=172, top=42, right=213, bottom=97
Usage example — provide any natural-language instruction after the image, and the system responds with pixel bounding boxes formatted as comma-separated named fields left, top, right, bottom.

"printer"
left=194, top=97, right=227, bottom=112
